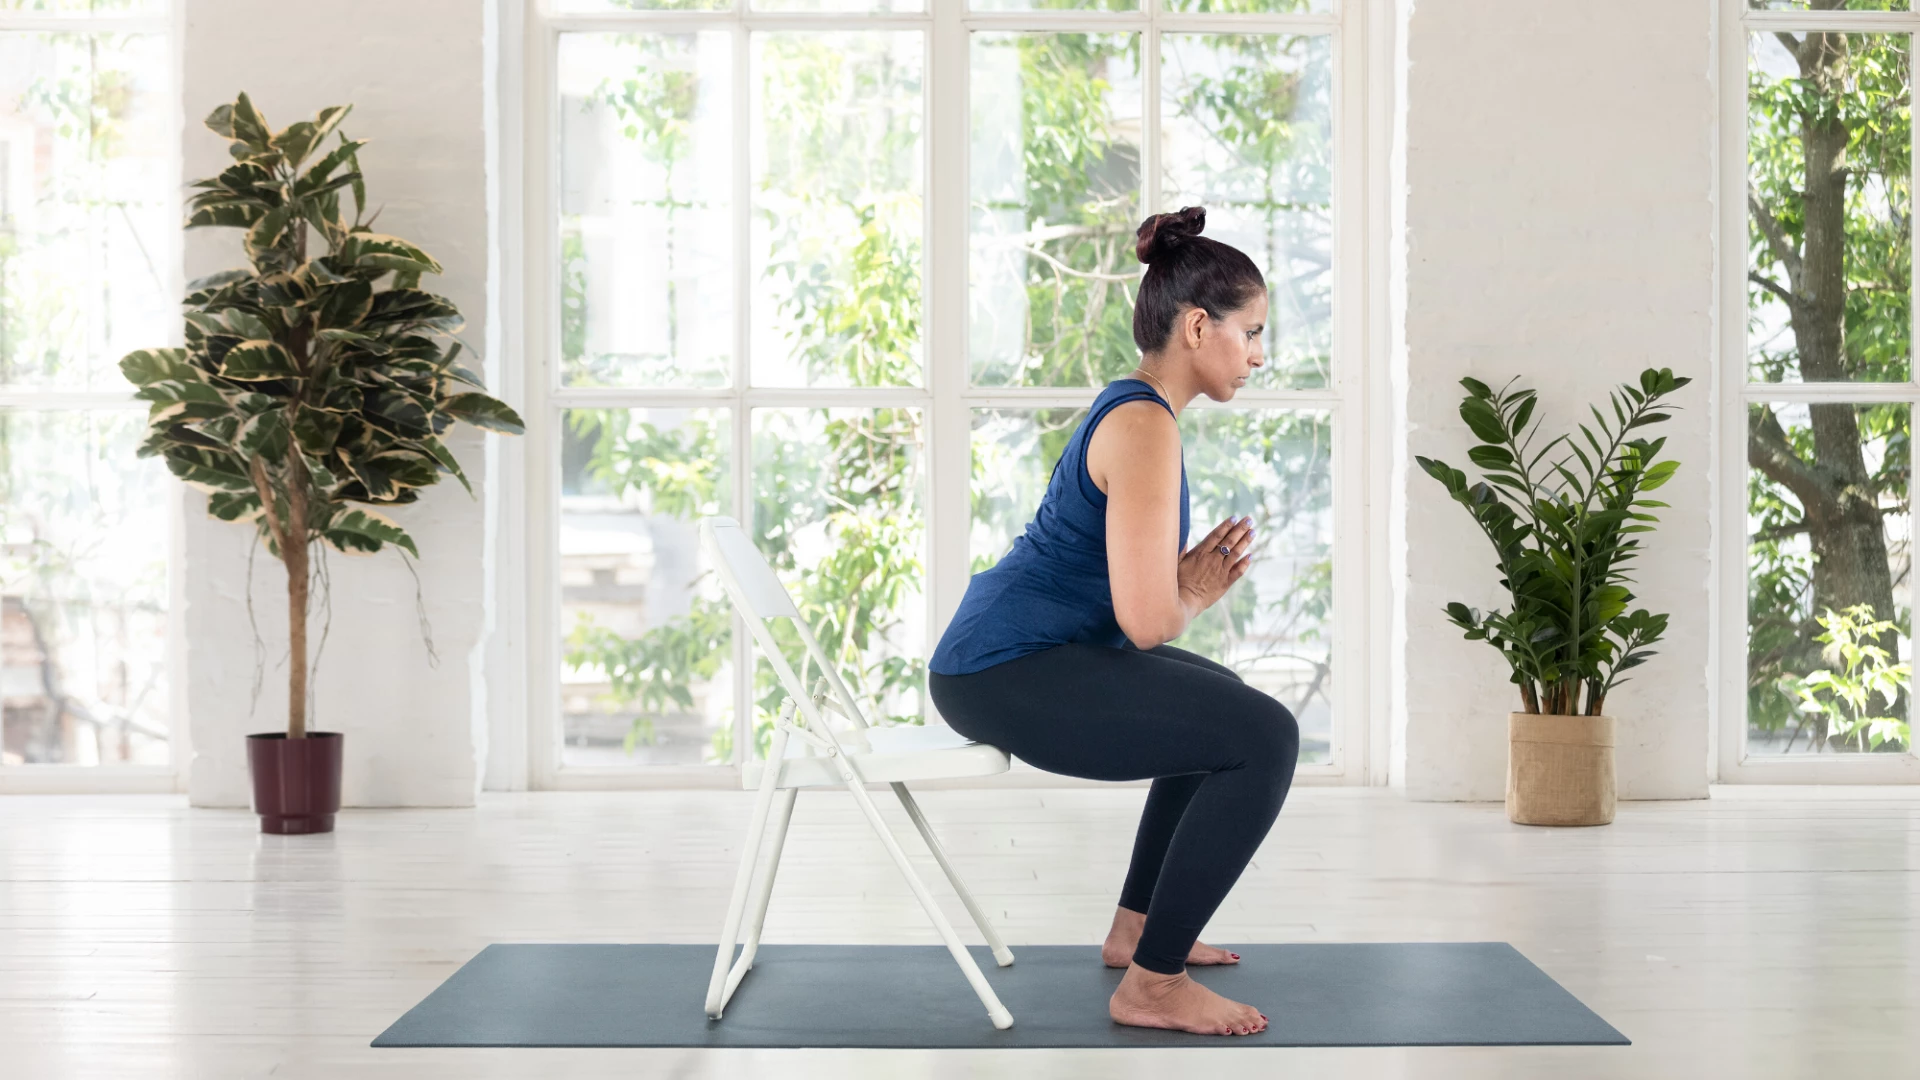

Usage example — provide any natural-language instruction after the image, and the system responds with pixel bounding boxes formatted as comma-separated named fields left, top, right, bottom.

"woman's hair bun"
left=1135, top=206, right=1207, bottom=264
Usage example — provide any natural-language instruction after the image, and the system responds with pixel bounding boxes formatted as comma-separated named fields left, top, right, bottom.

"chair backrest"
left=701, top=516, right=800, bottom=620
left=699, top=516, right=874, bottom=757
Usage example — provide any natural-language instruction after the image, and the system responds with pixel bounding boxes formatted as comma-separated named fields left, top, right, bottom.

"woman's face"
left=1185, top=293, right=1269, bottom=401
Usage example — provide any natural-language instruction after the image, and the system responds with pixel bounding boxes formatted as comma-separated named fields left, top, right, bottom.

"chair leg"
left=706, top=722, right=792, bottom=1020
left=836, top=763, right=1014, bottom=1030
left=891, top=782, right=1014, bottom=968
left=738, top=786, right=799, bottom=970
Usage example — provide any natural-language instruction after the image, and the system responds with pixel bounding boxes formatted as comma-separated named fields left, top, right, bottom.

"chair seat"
left=742, top=723, right=1011, bottom=790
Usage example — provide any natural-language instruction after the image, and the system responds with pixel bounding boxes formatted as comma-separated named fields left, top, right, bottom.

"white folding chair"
left=697, top=515, right=1018, bottom=1031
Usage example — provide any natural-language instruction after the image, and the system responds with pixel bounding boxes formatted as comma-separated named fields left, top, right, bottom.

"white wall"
left=1398, top=1, right=1716, bottom=800
left=181, top=0, right=493, bottom=807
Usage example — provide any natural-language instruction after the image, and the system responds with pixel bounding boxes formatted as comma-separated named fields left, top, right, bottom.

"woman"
left=928, top=206, right=1297, bottom=1038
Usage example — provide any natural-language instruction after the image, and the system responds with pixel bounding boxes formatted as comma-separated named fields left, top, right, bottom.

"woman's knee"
left=1243, top=697, right=1300, bottom=776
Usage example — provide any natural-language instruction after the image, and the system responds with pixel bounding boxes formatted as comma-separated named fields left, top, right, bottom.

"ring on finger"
left=1217, top=544, right=1232, bottom=557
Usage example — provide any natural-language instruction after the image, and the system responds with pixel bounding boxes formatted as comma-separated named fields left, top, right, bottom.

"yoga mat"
left=372, top=942, right=1628, bottom=1049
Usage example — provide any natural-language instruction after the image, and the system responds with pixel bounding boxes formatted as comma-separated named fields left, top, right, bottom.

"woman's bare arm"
left=1090, top=402, right=1190, bottom=649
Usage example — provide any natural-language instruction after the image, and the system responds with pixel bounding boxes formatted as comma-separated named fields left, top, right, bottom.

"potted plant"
left=119, top=94, right=523, bottom=834
left=1417, top=368, right=1689, bottom=826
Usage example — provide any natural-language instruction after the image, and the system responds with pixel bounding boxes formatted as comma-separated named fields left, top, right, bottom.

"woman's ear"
left=1181, top=307, right=1208, bottom=351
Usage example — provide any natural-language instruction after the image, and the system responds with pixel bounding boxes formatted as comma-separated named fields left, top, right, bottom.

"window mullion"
left=732, top=19, right=753, bottom=767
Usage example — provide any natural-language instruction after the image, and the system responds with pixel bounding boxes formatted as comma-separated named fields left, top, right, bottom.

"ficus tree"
left=1418, top=369, right=1690, bottom=717
left=119, top=93, right=524, bottom=739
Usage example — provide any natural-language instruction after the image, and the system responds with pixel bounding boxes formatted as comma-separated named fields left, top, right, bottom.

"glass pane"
left=558, top=32, right=732, bottom=389
left=1181, top=409, right=1334, bottom=763
left=749, top=407, right=925, bottom=759
left=755, top=0, right=922, bottom=12
left=550, top=0, right=730, bottom=11
left=970, top=32, right=1143, bottom=388
left=1755, top=2, right=1908, bottom=10
left=966, top=407, right=1332, bottom=764
left=1747, top=401, right=1912, bottom=756
left=971, top=0, right=1136, bottom=12
left=1162, top=33, right=1333, bottom=390
left=1165, top=0, right=1329, bottom=11
left=559, top=408, right=734, bottom=767
left=1747, top=31, right=1911, bottom=383
left=970, top=407, right=1084, bottom=571
left=0, top=1, right=163, bottom=12
left=0, top=32, right=173, bottom=390
left=751, top=32, right=924, bottom=388
left=0, top=410, right=169, bottom=766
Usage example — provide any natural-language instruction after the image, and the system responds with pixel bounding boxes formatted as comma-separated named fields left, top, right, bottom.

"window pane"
left=967, top=407, right=1333, bottom=764
left=1754, top=2, right=1908, bottom=10
left=970, top=407, right=1084, bottom=571
left=752, top=32, right=924, bottom=388
left=1, top=410, right=169, bottom=766
left=1182, top=409, right=1334, bottom=763
left=750, top=407, right=925, bottom=758
left=0, top=1, right=163, bottom=12
left=550, top=0, right=729, bottom=11
left=558, top=32, right=732, bottom=389
left=971, top=0, right=1136, bottom=12
left=1162, top=33, right=1333, bottom=390
left=0, top=32, right=173, bottom=390
left=1747, top=402, right=1912, bottom=756
left=970, top=33, right=1142, bottom=388
left=755, top=0, right=922, bottom=12
left=1165, top=0, right=1330, bottom=11
left=1747, top=32, right=1911, bottom=383
left=560, top=408, right=734, bottom=767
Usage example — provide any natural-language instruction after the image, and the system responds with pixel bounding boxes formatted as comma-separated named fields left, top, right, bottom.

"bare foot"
left=1109, top=963, right=1268, bottom=1036
left=1101, top=907, right=1241, bottom=968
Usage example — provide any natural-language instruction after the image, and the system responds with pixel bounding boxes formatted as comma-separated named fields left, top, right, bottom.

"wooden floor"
left=1, top=787, right=1914, bottom=1079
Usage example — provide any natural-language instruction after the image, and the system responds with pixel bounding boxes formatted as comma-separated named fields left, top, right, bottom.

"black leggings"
left=928, top=643, right=1299, bottom=975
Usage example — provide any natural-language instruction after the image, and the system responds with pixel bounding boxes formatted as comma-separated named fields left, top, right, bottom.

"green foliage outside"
left=1746, top=25, right=1913, bottom=752
left=560, top=21, right=1336, bottom=764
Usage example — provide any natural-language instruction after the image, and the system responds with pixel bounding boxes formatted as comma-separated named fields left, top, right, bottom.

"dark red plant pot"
left=247, top=732, right=344, bottom=835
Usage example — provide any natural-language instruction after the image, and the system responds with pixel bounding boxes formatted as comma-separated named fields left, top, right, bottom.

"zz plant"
left=119, top=93, right=524, bottom=738
left=1416, top=369, right=1690, bottom=717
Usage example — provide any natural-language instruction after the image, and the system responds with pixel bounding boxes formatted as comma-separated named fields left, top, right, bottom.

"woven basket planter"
left=1506, top=712, right=1615, bottom=827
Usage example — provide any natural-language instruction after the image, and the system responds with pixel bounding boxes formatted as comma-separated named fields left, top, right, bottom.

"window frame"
left=520, top=0, right=1386, bottom=789
left=1716, top=0, right=1920, bottom=784
left=0, top=2, right=188, bottom=794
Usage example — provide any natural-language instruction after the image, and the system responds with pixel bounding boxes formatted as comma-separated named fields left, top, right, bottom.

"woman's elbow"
left=1116, top=607, right=1183, bottom=652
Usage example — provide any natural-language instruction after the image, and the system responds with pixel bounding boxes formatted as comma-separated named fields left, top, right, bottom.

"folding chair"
left=697, top=515, right=1018, bottom=1031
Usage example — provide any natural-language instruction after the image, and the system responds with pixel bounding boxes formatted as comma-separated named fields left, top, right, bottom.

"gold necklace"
left=1133, top=366, right=1170, bottom=403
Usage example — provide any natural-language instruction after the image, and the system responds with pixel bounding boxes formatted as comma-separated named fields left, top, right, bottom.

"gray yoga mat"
left=372, top=942, right=1628, bottom=1049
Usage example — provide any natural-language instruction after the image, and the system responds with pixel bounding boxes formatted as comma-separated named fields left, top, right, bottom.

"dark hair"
left=1131, top=206, right=1266, bottom=354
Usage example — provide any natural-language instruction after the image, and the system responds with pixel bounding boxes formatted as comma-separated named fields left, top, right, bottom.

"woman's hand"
left=1178, top=516, right=1255, bottom=617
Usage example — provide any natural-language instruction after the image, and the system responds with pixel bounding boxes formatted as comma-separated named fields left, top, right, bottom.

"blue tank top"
left=929, top=379, right=1190, bottom=675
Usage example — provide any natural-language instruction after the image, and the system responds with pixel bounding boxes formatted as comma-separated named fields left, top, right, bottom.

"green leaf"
left=323, top=506, right=418, bottom=557
left=235, top=408, right=291, bottom=459
left=162, top=446, right=254, bottom=493
left=415, top=436, right=472, bottom=496
left=228, top=92, right=272, bottom=149
left=187, top=203, right=264, bottom=230
left=1459, top=397, right=1509, bottom=444
left=218, top=340, right=300, bottom=381
left=291, top=409, right=345, bottom=456
left=341, top=233, right=443, bottom=275
left=442, top=392, right=526, bottom=434
left=245, top=204, right=295, bottom=261
left=207, top=491, right=264, bottom=523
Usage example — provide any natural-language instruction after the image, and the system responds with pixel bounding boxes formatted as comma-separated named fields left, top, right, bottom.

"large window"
left=1723, top=0, right=1920, bottom=780
left=528, top=0, right=1370, bottom=785
left=0, top=1, right=178, bottom=782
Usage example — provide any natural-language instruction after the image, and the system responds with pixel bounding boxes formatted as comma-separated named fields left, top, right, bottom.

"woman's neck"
left=1128, top=357, right=1199, bottom=417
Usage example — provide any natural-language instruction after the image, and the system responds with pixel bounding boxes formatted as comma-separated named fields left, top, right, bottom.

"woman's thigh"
left=929, top=644, right=1294, bottom=783
left=1140, top=643, right=1243, bottom=683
